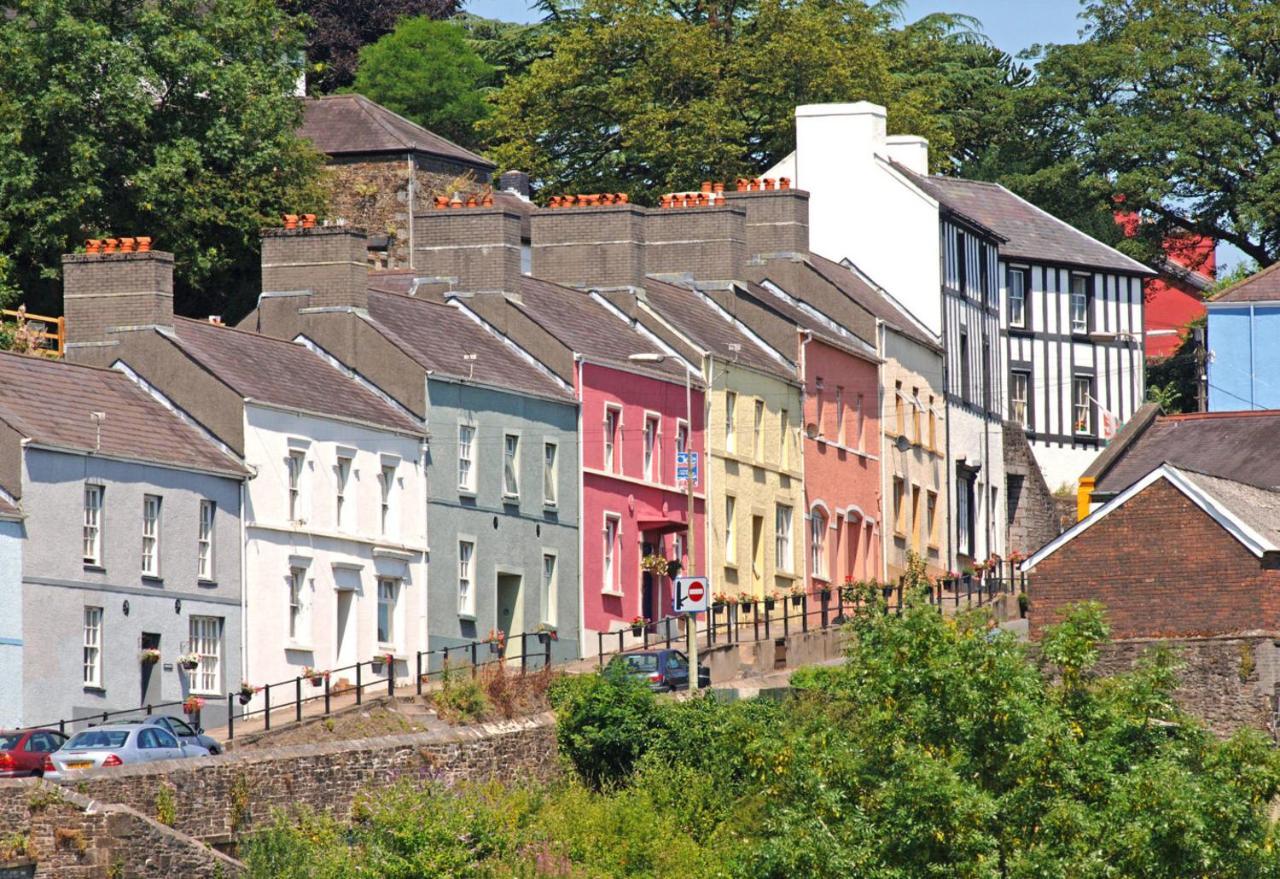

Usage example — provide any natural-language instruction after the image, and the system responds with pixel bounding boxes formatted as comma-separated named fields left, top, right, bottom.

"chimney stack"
left=531, top=200, right=647, bottom=290
left=499, top=170, right=531, bottom=200
left=644, top=200, right=747, bottom=283
left=413, top=202, right=523, bottom=296
left=63, top=238, right=174, bottom=365
left=261, top=221, right=369, bottom=311
left=723, top=184, right=810, bottom=259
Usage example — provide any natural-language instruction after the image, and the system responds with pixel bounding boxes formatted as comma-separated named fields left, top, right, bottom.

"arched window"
left=810, top=509, right=828, bottom=580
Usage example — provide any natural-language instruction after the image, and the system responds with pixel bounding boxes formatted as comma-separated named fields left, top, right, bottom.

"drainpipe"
left=876, top=320, right=889, bottom=582
left=239, top=476, right=250, bottom=690
left=942, top=346, right=954, bottom=574
left=575, top=354, right=587, bottom=658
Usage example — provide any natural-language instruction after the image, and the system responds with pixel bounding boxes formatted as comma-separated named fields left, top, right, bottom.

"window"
left=774, top=504, right=793, bottom=571
left=377, top=578, right=399, bottom=645
left=957, top=473, right=975, bottom=558
left=835, top=388, right=844, bottom=445
left=197, top=500, right=215, bottom=580
left=1008, top=267, right=1027, bottom=328
left=926, top=490, right=939, bottom=548
left=188, top=616, right=222, bottom=695
left=979, top=243, right=990, bottom=301
left=335, top=455, right=352, bottom=528
left=911, top=485, right=922, bottom=549
left=286, top=450, right=305, bottom=521
left=893, top=477, right=907, bottom=536
left=503, top=434, right=520, bottom=498
left=83, top=485, right=103, bottom=566
left=959, top=331, right=971, bottom=402
left=955, top=229, right=967, bottom=294
left=675, top=421, right=689, bottom=457
left=854, top=395, right=864, bottom=450
left=911, top=388, right=921, bottom=444
left=288, top=567, right=307, bottom=641
left=1071, top=276, right=1090, bottom=334
left=603, top=517, right=620, bottom=593
left=457, top=425, right=476, bottom=492
left=810, top=510, right=828, bottom=579
left=83, top=606, right=102, bottom=688
left=379, top=463, right=396, bottom=536
left=724, top=496, right=736, bottom=561
left=982, top=338, right=992, bottom=410
left=1073, top=377, right=1093, bottom=435
left=542, top=553, right=558, bottom=626
left=927, top=396, right=937, bottom=450
left=724, top=392, right=737, bottom=453
left=779, top=409, right=789, bottom=467
left=141, top=495, right=161, bottom=576
left=544, top=442, right=558, bottom=505
left=643, top=415, right=658, bottom=481
left=458, top=541, right=475, bottom=616
left=604, top=407, right=619, bottom=472
left=753, top=399, right=765, bottom=458
left=1010, top=371, right=1030, bottom=427
left=894, top=381, right=905, bottom=435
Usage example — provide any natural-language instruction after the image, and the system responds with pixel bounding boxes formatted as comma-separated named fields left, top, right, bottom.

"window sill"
left=457, top=613, right=477, bottom=622
left=543, top=501, right=558, bottom=510
left=285, top=643, right=315, bottom=653
left=723, top=561, right=738, bottom=571
left=812, top=574, right=830, bottom=584
left=141, top=575, right=164, bottom=584
left=189, top=690, right=221, bottom=698
left=83, top=564, right=106, bottom=573
left=83, top=686, right=105, bottom=694
left=197, top=579, right=218, bottom=587
left=600, top=588, right=625, bottom=598
left=502, top=494, right=520, bottom=504
left=457, top=488, right=477, bottom=498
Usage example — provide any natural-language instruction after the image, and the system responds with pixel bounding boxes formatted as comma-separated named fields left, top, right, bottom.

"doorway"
left=751, top=516, right=764, bottom=594
left=497, top=573, right=523, bottom=652
left=640, top=541, right=657, bottom=627
left=335, top=590, right=356, bottom=671
left=140, top=632, right=161, bottom=706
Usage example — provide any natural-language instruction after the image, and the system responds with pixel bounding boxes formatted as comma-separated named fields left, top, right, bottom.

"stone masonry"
left=62, top=251, right=174, bottom=361
left=1003, top=421, right=1062, bottom=558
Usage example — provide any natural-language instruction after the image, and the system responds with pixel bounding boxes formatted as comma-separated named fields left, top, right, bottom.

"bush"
left=549, top=664, right=665, bottom=789
left=432, top=660, right=489, bottom=723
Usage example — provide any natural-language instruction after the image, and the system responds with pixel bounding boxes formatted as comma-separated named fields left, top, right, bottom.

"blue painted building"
left=1206, top=263, right=1280, bottom=411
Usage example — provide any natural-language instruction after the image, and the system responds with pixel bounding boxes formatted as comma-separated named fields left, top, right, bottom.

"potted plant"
left=485, top=629, right=506, bottom=655
left=302, top=666, right=328, bottom=687
left=764, top=590, right=780, bottom=611
left=737, top=592, right=754, bottom=612
left=641, top=554, right=673, bottom=577
left=789, top=585, right=805, bottom=607
left=375, top=652, right=395, bottom=670
left=630, top=616, right=648, bottom=637
left=536, top=623, right=559, bottom=644
left=139, top=648, right=161, bottom=666
left=666, top=559, right=683, bottom=578
left=182, top=695, right=204, bottom=716
left=1018, top=592, right=1029, bottom=618
left=238, top=682, right=255, bottom=705
left=176, top=652, right=199, bottom=671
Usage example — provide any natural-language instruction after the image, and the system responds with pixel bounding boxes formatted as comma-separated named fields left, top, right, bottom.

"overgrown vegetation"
left=430, top=659, right=558, bottom=725
left=244, top=598, right=1280, bottom=876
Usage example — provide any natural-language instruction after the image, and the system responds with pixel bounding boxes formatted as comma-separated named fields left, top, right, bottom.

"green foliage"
left=153, top=783, right=177, bottom=827
left=353, top=17, right=493, bottom=149
left=0, top=0, right=326, bottom=320
left=432, top=660, right=490, bottom=723
left=243, top=600, right=1280, bottom=877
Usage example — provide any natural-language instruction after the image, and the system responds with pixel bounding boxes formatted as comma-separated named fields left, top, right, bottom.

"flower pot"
left=790, top=595, right=802, bottom=607
left=178, top=660, right=198, bottom=671
left=308, top=675, right=324, bottom=687
left=488, top=642, right=501, bottom=656
left=630, top=625, right=644, bottom=637
left=238, top=693, right=252, bottom=706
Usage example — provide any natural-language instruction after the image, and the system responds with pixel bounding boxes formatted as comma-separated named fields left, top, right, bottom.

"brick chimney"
left=723, top=185, right=810, bottom=259
left=63, top=237, right=174, bottom=365
left=261, top=220, right=369, bottom=311
left=414, top=202, right=523, bottom=296
left=499, top=170, right=531, bottom=200
left=644, top=201, right=747, bottom=283
left=531, top=201, right=647, bottom=290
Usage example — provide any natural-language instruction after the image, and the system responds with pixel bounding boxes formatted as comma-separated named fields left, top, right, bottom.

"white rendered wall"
left=1029, top=441, right=1100, bottom=495
left=241, top=404, right=428, bottom=694
left=947, top=406, right=1006, bottom=564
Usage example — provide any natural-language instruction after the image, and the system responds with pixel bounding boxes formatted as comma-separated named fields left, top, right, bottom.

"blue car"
left=608, top=649, right=711, bottom=692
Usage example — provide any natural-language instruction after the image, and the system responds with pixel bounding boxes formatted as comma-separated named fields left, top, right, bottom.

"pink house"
left=802, top=336, right=883, bottom=589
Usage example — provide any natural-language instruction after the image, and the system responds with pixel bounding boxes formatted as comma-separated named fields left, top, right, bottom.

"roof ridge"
left=0, top=349, right=121, bottom=375
left=1161, top=408, right=1280, bottom=421
left=1211, top=259, right=1280, bottom=302
left=175, top=315, right=316, bottom=348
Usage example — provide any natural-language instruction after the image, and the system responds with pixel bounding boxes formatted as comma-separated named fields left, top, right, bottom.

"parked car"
left=607, top=649, right=711, bottom=692
left=121, top=715, right=222, bottom=755
left=0, top=729, right=68, bottom=777
left=43, top=724, right=209, bottom=780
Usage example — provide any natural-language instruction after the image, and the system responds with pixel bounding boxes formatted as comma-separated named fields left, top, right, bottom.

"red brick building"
left=1025, top=464, right=1280, bottom=639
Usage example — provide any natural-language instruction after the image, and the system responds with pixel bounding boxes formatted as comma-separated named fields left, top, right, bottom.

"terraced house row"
left=0, top=97, right=1147, bottom=728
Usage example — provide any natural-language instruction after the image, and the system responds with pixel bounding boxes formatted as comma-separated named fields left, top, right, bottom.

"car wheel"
left=208, top=746, right=220, bottom=755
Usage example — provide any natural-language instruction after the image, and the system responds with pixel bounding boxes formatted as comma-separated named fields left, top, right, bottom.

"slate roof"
left=299, top=94, right=494, bottom=172
left=1211, top=261, right=1280, bottom=303
left=807, top=255, right=942, bottom=351
left=902, top=171, right=1154, bottom=277
left=170, top=318, right=424, bottom=435
left=1180, top=468, right=1280, bottom=550
left=365, top=291, right=573, bottom=401
left=0, top=352, right=247, bottom=477
left=743, top=281, right=877, bottom=362
left=638, top=280, right=795, bottom=380
left=1090, top=408, right=1280, bottom=495
left=513, top=277, right=693, bottom=384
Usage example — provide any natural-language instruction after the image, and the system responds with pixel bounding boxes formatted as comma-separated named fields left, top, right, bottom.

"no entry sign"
left=673, top=575, right=709, bottom=614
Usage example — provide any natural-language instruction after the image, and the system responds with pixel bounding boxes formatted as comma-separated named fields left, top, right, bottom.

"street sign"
left=675, top=451, right=700, bottom=466
left=673, top=575, right=709, bottom=614
left=676, top=465, right=699, bottom=482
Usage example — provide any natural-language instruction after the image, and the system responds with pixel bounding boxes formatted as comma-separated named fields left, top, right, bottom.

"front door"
left=497, top=574, right=523, bottom=652
left=140, top=632, right=161, bottom=706
left=640, top=541, right=656, bottom=626
left=335, top=590, right=356, bottom=672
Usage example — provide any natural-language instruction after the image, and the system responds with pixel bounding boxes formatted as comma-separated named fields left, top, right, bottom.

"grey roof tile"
left=806, top=255, right=942, bottom=351
left=299, top=94, right=494, bottom=171
left=1211, top=261, right=1280, bottom=303
left=1178, top=468, right=1280, bottom=549
left=0, top=352, right=247, bottom=476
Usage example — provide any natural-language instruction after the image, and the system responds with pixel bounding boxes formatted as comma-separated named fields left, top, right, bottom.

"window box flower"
left=536, top=624, right=558, bottom=643
left=302, top=666, right=328, bottom=687
left=737, top=592, right=754, bottom=612
left=630, top=616, right=648, bottom=637
left=139, top=648, right=161, bottom=666
left=764, top=590, right=781, bottom=611
left=176, top=653, right=199, bottom=671
left=789, top=585, right=805, bottom=606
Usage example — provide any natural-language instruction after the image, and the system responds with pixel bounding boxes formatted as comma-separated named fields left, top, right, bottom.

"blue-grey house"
left=1206, top=263, right=1280, bottom=411
left=0, top=497, right=21, bottom=727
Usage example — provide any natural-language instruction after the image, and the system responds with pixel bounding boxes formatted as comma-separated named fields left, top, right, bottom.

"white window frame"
left=724, top=496, right=736, bottom=563
left=643, top=413, right=659, bottom=482
left=197, top=500, right=215, bottom=581
left=1071, top=275, right=1090, bottom=334
left=1073, top=377, right=1093, bottom=435
left=286, top=449, right=305, bottom=522
left=335, top=454, right=352, bottom=529
left=724, top=391, right=737, bottom=453
left=457, top=424, right=477, bottom=493
left=835, top=389, right=844, bottom=446
left=779, top=409, right=789, bottom=467
left=1011, top=371, right=1030, bottom=428
left=83, top=484, right=103, bottom=566
left=604, top=405, right=621, bottom=473
left=377, top=577, right=400, bottom=647
left=288, top=566, right=309, bottom=643
left=1008, top=267, right=1027, bottom=328
left=188, top=616, right=222, bottom=695
left=458, top=540, right=476, bottom=617
left=503, top=433, right=521, bottom=499
left=543, top=440, right=559, bottom=507
left=379, top=461, right=397, bottom=537
left=541, top=551, right=558, bottom=627
left=810, top=509, right=828, bottom=580
left=753, top=399, right=765, bottom=459
left=603, top=514, right=621, bottom=595
left=855, top=394, right=865, bottom=451
left=775, top=504, right=793, bottom=573
left=83, top=606, right=102, bottom=688
left=141, top=494, right=161, bottom=577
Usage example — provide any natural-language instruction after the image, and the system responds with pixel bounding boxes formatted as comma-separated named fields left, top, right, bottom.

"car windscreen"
left=66, top=730, right=129, bottom=750
left=0, top=734, right=22, bottom=751
left=622, top=655, right=659, bottom=672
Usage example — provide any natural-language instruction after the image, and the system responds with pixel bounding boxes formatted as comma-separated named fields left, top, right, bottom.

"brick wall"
left=413, top=208, right=523, bottom=293
left=1027, top=477, right=1280, bottom=638
left=1004, top=422, right=1061, bottom=557
left=723, top=189, right=810, bottom=256
left=261, top=227, right=368, bottom=310
left=531, top=206, right=647, bottom=289
left=644, top=206, right=746, bottom=281
left=62, top=252, right=174, bottom=362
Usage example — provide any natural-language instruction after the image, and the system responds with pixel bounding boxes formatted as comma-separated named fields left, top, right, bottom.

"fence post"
left=324, top=673, right=331, bottom=716
left=145, top=704, right=153, bottom=717
left=596, top=633, right=604, bottom=667
left=227, top=694, right=235, bottom=741
left=416, top=652, right=423, bottom=696
left=388, top=658, right=396, bottom=697
left=764, top=602, right=771, bottom=641
left=821, top=592, right=829, bottom=629
left=356, top=662, right=362, bottom=705
left=544, top=633, right=552, bottom=668
left=295, top=678, right=302, bottom=724
left=264, top=684, right=271, bottom=732
left=520, top=634, right=528, bottom=673
left=802, top=594, right=809, bottom=633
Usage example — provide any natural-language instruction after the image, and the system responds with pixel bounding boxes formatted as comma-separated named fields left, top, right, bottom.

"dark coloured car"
left=121, top=715, right=221, bottom=755
left=0, top=729, right=68, bottom=777
left=607, top=649, right=711, bottom=692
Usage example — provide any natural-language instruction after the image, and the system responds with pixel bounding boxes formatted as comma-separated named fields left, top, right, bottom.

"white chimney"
left=885, top=135, right=929, bottom=176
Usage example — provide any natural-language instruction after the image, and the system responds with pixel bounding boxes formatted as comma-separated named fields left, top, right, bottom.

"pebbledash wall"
left=0, top=509, right=21, bottom=727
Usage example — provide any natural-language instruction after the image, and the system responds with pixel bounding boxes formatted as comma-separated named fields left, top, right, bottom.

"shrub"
left=432, top=660, right=489, bottom=724
left=548, top=664, right=664, bottom=789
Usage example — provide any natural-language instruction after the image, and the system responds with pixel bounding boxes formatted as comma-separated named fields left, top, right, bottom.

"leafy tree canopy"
left=352, top=18, right=494, bottom=151
left=482, top=0, right=1023, bottom=202
left=0, top=0, right=327, bottom=319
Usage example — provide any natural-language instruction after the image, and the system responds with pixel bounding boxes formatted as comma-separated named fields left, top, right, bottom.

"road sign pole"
left=685, top=369, right=698, bottom=691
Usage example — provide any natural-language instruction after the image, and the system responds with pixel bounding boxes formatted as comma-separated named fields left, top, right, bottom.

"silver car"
left=44, top=723, right=209, bottom=780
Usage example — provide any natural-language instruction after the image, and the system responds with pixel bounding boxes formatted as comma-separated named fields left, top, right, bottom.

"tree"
left=286, top=0, right=461, bottom=94
left=352, top=18, right=494, bottom=150
left=982, top=0, right=1280, bottom=267
left=482, top=0, right=1018, bottom=201
left=0, top=0, right=327, bottom=320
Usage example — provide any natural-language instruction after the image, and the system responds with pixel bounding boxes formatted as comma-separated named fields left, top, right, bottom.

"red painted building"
left=1116, top=211, right=1215, bottom=360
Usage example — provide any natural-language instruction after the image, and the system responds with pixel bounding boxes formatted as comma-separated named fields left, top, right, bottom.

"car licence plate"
left=65, top=761, right=93, bottom=770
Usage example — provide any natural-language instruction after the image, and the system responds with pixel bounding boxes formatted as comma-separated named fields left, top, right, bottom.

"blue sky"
left=462, top=0, right=1091, bottom=55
